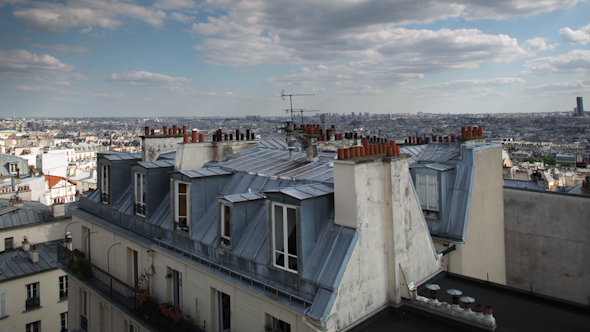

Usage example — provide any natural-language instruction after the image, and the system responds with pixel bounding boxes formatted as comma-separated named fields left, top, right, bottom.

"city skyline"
left=0, top=0, right=589, bottom=117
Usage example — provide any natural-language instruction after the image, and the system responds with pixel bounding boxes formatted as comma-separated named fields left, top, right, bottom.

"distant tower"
left=577, top=97, right=584, bottom=117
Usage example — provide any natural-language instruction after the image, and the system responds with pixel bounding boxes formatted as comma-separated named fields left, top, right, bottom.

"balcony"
left=57, top=245, right=204, bottom=332
left=25, top=296, right=40, bottom=310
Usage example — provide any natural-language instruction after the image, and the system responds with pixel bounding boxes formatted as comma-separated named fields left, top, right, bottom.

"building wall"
left=504, top=188, right=590, bottom=305
left=68, top=213, right=313, bottom=332
left=0, top=219, right=71, bottom=252
left=0, top=268, right=69, bottom=332
left=328, top=156, right=440, bottom=331
left=437, top=146, right=507, bottom=285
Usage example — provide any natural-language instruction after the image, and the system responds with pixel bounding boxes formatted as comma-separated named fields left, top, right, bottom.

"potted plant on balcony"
left=138, top=288, right=150, bottom=302
left=160, top=302, right=172, bottom=317
left=169, top=306, right=183, bottom=322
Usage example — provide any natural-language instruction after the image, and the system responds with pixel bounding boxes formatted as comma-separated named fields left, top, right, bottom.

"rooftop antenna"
left=281, top=90, right=314, bottom=123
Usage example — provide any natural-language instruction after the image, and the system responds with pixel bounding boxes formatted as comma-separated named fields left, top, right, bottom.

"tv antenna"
left=284, top=109, right=320, bottom=125
left=281, top=90, right=314, bottom=122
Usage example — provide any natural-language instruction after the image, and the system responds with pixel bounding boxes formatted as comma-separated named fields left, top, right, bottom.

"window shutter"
left=0, top=291, right=7, bottom=317
left=427, top=174, right=438, bottom=211
left=418, top=174, right=427, bottom=209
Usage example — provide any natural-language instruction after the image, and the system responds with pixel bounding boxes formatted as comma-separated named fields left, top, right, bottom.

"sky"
left=0, top=0, right=589, bottom=117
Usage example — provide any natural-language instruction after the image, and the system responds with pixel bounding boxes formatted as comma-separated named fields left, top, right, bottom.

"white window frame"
left=26, top=282, right=39, bottom=299
left=83, top=289, right=88, bottom=318
left=8, top=162, right=18, bottom=175
left=271, top=202, right=298, bottom=274
left=0, top=290, right=7, bottom=318
left=61, top=312, right=68, bottom=331
left=134, top=172, right=146, bottom=216
left=416, top=173, right=439, bottom=213
left=26, top=321, right=40, bottom=332
left=220, top=202, right=231, bottom=247
left=59, top=275, right=68, bottom=299
left=174, top=181, right=190, bottom=231
left=101, top=164, right=110, bottom=204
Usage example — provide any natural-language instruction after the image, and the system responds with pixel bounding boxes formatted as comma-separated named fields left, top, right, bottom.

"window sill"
left=23, top=305, right=43, bottom=313
left=58, top=297, right=68, bottom=303
left=0, top=314, right=9, bottom=320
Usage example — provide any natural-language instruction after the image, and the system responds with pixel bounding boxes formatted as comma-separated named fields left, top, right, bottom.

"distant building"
left=577, top=96, right=584, bottom=117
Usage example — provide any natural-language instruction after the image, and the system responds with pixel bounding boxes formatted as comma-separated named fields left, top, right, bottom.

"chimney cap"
left=426, top=284, right=440, bottom=291
left=459, top=296, right=475, bottom=304
left=447, top=289, right=463, bottom=296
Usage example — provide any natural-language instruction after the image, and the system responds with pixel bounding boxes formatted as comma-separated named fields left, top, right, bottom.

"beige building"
left=0, top=200, right=73, bottom=332
left=60, top=127, right=506, bottom=332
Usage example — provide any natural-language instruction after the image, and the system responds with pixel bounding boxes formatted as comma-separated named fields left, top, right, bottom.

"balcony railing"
left=57, top=245, right=204, bottom=332
left=81, top=315, right=88, bottom=331
left=25, top=296, right=40, bottom=310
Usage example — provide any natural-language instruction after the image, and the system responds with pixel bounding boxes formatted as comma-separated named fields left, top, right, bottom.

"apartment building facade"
left=60, top=127, right=505, bottom=332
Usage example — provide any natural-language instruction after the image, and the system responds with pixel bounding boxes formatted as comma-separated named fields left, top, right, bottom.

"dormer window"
left=101, top=164, right=110, bottom=204
left=9, top=162, right=18, bottom=175
left=175, top=181, right=189, bottom=232
left=416, top=173, right=439, bottom=219
left=220, top=203, right=231, bottom=247
left=134, top=172, right=146, bottom=216
left=272, top=203, right=298, bottom=273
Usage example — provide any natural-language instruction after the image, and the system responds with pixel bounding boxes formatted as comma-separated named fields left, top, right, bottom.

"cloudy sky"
left=1, top=0, right=589, bottom=117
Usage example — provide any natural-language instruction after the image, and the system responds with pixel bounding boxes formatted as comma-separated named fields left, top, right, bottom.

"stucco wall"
left=69, top=214, right=312, bottom=332
left=504, top=188, right=590, bottom=305
left=175, top=141, right=260, bottom=171
left=328, top=156, right=440, bottom=331
left=452, top=146, right=506, bottom=284
left=0, top=268, right=69, bottom=332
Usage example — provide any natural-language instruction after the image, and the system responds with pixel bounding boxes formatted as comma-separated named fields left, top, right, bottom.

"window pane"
left=178, top=183, right=187, bottom=193
left=135, top=173, right=141, bottom=202
left=288, top=255, right=298, bottom=271
left=428, top=174, right=438, bottom=211
left=178, top=194, right=187, bottom=221
left=223, top=205, right=231, bottom=238
left=274, top=205, right=284, bottom=253
left=287, top=208, right=297, bottom=256
left=418, top=175, right=427, bottom=209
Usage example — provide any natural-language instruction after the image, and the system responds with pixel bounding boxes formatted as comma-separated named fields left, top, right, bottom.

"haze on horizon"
left=0, top=0, right=589, bottom=117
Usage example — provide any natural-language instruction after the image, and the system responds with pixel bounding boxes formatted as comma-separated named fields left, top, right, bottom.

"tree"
left=522, top=156, right=536, bottom=163
left=560, top=162, right=572, bottom=167
left=542, top=157, right=556, bottom=165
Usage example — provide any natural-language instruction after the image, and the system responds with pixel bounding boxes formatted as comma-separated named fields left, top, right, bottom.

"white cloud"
left=522, top=50, right=590, bottom=76
left=0, top=48, right=74, bottom=72
left=153, top=0, right=196, bottom=10
left=264, top=28, right=526, bottom=90
left=16, top=85, right=56, bottom=91
left=102, top=71, right=191, bottom=90
left=422, top=78, right=527, bottom=88
left=30, top=43, right=90, bottom=53
left=521, top=80, right=590, bottom=94
left=170, top=12, right=194, bottom=23
left=0, top=0, right=27, bottom=8
left=13, top=0, right=167, bottom=33
left=559, top=24, right=590, bottom=44
left=523, top=37, right=558, bottom=55
left=78, top=26, right=92, bottom=33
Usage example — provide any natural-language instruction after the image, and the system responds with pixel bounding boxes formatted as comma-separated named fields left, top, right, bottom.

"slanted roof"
left=259, top=137, right=289, bottom=150
left=0, top=241, right=60, bottom=282
left=46, top=174, right=76, bottom=188
left=100, top=151, right=141, bottom=161
left=266, top=183, right=334, bottom=200
left=504, top=179, right=545, bottom=191
left=180, top=167, right=233, bottom=178
left=222, top=192, right=266, bottom=203
left=206, top=148, right=335, bottom=183
left=136, top=160, right=175, bottom=169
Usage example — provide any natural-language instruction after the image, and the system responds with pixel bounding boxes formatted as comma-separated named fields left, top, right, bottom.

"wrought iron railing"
left=80, top=315, right=88, bottom=331
left=57, top=245, right=204, bottom=332
left=25, top=296, right=40, bottom=310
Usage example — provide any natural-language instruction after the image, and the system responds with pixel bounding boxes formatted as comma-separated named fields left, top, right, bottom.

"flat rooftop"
left=351, top=272, right=590, bottom=332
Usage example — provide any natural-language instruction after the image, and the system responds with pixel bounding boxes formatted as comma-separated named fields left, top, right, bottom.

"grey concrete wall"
left=142, top=135, right=184, bottom=162
left=504, top=188, right=590, bottom=305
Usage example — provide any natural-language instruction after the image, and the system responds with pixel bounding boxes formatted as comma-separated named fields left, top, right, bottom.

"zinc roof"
left=0, top=241, right=60, bottom=282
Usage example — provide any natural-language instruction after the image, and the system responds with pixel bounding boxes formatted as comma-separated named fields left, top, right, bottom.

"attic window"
left=272, top=203, right=298, bottom=273
left=175, top=181, right=189, bottom=232
left=220, top=203, right=231, bottom=247
left=9, top=162, right=18, bottom=175
left=100, top=164, right=110, bottom=204
left=417, top=173, right=439, bottom=219
left=134, top=172, right=146, bottom=216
